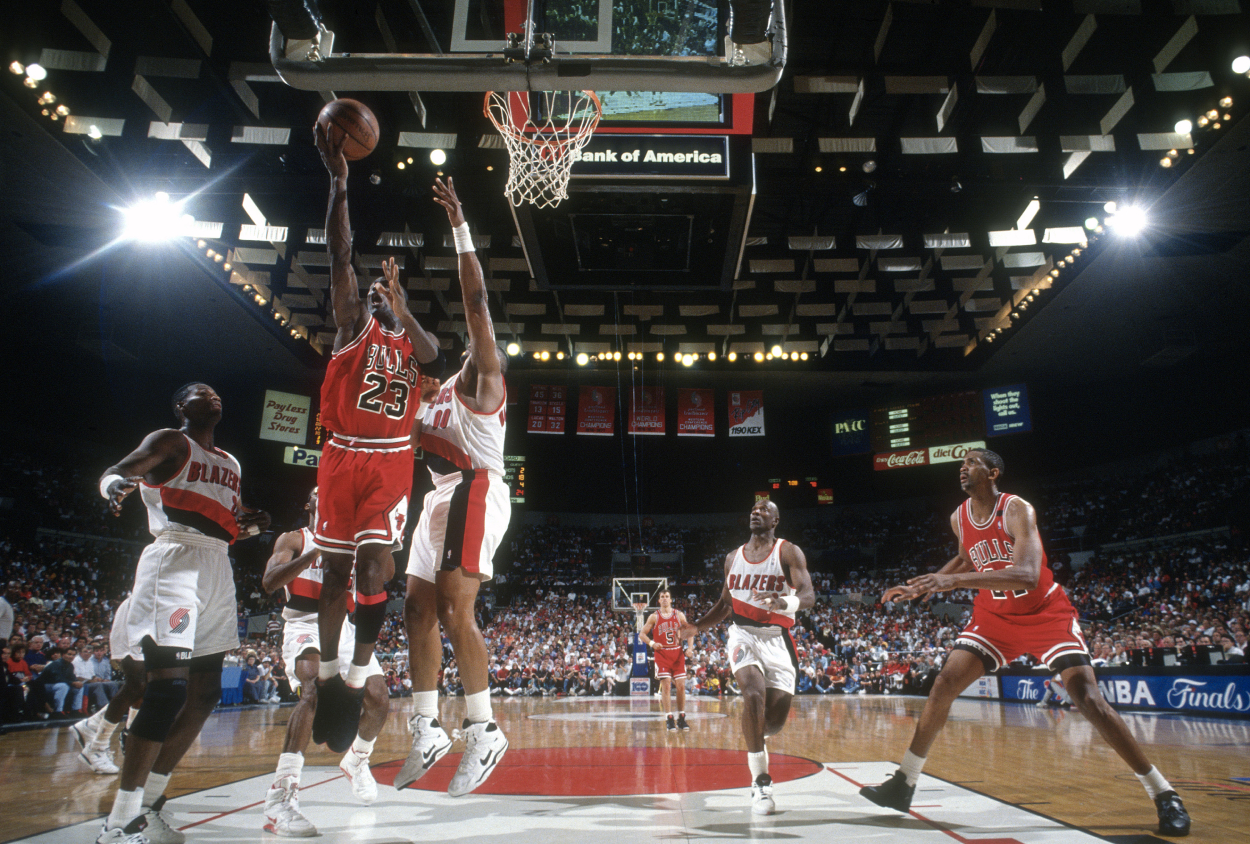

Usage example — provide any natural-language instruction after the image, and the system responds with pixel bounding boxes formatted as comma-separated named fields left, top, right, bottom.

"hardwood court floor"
left=1, top=695, right=1245, bottom=843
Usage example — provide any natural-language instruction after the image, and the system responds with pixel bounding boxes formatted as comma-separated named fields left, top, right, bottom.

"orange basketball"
left=317, top=98, right=379, bottom=161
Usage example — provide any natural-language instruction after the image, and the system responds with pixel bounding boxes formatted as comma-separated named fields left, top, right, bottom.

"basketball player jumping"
left=860, top=448, right=1191, bottom=837
left=639, top=589, right=695, bottom=731
left=680, top=499, right=815, bottom=815
left=260, top=488, right=390, bottom=836
left=311, top=124, right=444, bottom=753
left=394, top=177, right=510, bottom=796
left=96, top=383, right=270, bottom=844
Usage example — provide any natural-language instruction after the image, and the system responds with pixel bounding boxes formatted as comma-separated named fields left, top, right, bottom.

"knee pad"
left=130, top=678, right=188, bottom=742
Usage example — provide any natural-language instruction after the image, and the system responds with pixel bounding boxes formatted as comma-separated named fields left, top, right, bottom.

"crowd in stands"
left=2, top=432, right=1248, bottom=723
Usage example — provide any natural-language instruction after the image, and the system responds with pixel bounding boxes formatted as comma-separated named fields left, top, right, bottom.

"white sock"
left=345, top=662, right=370, bottom=689
left=900, top=749, right=925, bottom=787
left=465, top=690, right=491, bottom=724
left=142, top=772, right=171, bottom=808
left=1136, top=766, right=1172, bottom=799
left=762, top=744, right=769, bottom=770
left=107, top=788, right=143, bottom=830
left=413, top=690, right=439, bottom=720
left=89, top=719, right=119, bottom=752
left=275, top=752, right=303, bottom=782
left=318, top=658, right=340, bottom=681
left=747, top=751, right=768, bottom=779
left=667, top=712, right=674, bottom=719
left=351, top=735, right=376, bottom=757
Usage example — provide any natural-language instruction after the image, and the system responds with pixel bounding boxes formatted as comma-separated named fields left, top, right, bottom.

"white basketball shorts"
left=726, top=623, right=798, bottom=695
left=109, top=595, right=142, bottom=662
left=407, top=469, right=510, bottom=583
left=280, top=613, right=383, bottom=691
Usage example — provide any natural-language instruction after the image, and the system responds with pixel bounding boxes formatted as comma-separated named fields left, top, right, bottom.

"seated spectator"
left=242, top=655, right=265, bottom=703
left=74, top=641, right=119, bottom=712
left=28, top=646, right=84, bottom=717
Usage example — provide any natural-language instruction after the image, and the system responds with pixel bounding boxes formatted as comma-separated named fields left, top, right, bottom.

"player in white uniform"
left=96, top=382, right=270, bottom=844
left=260, top=488, right=389, bottom=836
left=71, top=595, right=146, bottom=775
left=681, top=499, right=814, bottom=815
left=395, top=178, right=510, bottom=795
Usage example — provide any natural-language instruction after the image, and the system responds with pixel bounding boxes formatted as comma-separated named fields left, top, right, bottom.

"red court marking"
left=372, top=747, right=821, bottom=796
left=826, top=767, right=1026, bottom=844
left=176, top=775, right=342, bottom=831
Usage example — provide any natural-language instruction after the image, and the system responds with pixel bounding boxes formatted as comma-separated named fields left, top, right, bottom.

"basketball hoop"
left=484, top=90, right=601, bottom=209
left=632, top=601, right=649, bottom=633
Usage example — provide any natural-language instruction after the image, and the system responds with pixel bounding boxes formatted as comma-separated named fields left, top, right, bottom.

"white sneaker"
left=72, top=712, right=104, bottom=749
left=263, top=776, right=316, bottom=837
left=81, top=747, right=120, bottom=775
left=339, top=749, right=378, bottom=804
left=448, top=719, right=508, bottom=797
left=751, top=774, right=775, bottom=815
left=141, top=797, right=186, bottom=844
left=394, top=715, right=452, bottom=790
left=96, top=818, right=149, bottom=844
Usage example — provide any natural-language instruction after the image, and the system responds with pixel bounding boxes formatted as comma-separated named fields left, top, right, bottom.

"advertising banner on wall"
left=259, top=390, right=312, bottom=444
left=873, top=448, right=929, bottom=471
left=727, top=390, right=765, bottom=437
left=1001, top=669, right=1250, bottom=715
left=576, top=386, right=616, bottom=436
left=958, top=676, right=1001, bottom=699
left=676, top=388, right=715, bottom=437
left=627, top=386, right=666, bottom=435
left=526, top=384, right=568, bottom=434
left=984, top=384, right=1032, bottom=436
left=830, top=409, right=870, bottom=456
left=928, top=441, right=987, bottom=464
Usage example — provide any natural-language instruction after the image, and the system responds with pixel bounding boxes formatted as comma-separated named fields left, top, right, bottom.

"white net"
left=484, top=90, right=602, bottom=209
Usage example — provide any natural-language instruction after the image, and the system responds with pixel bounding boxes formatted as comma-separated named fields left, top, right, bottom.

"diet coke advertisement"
left=873, top=449, right=929, bottom=471
left=928, top=440, right=987, bottom=464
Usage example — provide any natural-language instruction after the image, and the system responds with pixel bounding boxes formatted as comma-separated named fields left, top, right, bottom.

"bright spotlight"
left=800, top=352, right=809, bottom=360
left=1110, top=205, right=1147, bottom=236
left=9, top=61, right=23, bottom=75
left=753, top=351, right=764, bottom=362
left=430, top=149, right=447, bottom=166
left=1084, top=217, right=1098, bottom=230
left=576, top=352, right=588, bottom=366
left=707, top=351, right=717, bottom=361
left=1174, top=119, right=1193, bottom=135
left=770, top=345, right=783, bottom=357
left=505, top=342, right=520, bottom=356
left=1103, top=200, right=1117, bottom=214
left=613, top=351, right=621, bottom=361
left=656, top=352, right=665, bottom=362
left=1232, top=56, right=1250, bottom=74
left=681, top=355, right=694, bottom=367
left=25, top=63, right=46, bottom=81
left=540, top=350, right=550, bottom=361
left=121, top=192, right=190, bottom=242
left=727, top=352, right=737, bottom=361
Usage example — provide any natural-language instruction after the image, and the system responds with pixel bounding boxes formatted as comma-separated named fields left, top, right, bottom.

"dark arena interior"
left=2, top=1, right=1249, bottom=843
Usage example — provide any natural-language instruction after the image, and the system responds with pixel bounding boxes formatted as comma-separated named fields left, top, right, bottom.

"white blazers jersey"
left=140, top=433, right=241, bottom=543
left=419, top=370, right=507, bottom=479
left=726, top=539, right=796, bottom=629
left=282, top=528, right=355, bottom=621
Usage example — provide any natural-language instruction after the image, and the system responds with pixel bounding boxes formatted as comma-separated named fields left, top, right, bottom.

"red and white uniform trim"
left=283, top=528, right=354, bottom=620
left=726, top=539, right=796, bottom=629
left=139, top=433, right=241, bottom=543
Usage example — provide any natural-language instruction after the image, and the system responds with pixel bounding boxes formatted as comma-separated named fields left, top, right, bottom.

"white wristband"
left=99, top=474, right=124, bottom=499
left=452, top=222, right=475, bottom=253
left=415, top=400, right=430, bottom=419
left=778, top=595, right=800, bottom=613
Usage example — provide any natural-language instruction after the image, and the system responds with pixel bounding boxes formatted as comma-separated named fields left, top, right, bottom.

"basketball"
left=317, top=98, right=379, bottom=161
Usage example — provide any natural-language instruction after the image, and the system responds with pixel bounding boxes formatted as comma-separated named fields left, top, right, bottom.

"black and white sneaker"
left=394, top=716, right=453, bottom=790
left=676, top=714, right=690, bottom=731
left=750, top=773, right=775, bottom=815
left=1155, top=790, right=1191, bottom=837
left=860, top=770, right=915, bottom=813
left=448, top=720, right=508, bottom=797
left=666, top=715, right=676, bottom=732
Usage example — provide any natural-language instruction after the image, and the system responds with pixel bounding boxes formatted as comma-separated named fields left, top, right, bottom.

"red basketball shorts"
left=654, top=647, right=687, bottom=681
left=955, top=602, right=1090, bottom=672
left=314, top=434, right=413, bottom=553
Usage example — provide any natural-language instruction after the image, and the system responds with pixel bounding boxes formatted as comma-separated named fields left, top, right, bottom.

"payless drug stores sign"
left=572, top=135, right=730, bottom=179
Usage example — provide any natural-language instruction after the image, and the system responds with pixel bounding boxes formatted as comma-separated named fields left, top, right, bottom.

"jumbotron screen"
left=869, top=391, right=985, bottom=453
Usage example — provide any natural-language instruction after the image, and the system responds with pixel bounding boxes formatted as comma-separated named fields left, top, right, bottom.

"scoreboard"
left=869, top=391, right=984, bottom=453
left=504, top=454, right=526, bottom=504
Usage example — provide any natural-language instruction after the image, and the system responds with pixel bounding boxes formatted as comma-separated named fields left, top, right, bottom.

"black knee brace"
left=130, top=677, right=188, bottom=742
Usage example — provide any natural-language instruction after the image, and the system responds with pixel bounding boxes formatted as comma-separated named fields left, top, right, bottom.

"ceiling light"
left=576, top=352, right=589, bottom=365
left=753, top=351, right=764, bottom=362
left=25, top=63, right=46, bottom=81
left=9, top=61, right=23, bottom=75
left=656, top=352, right=664, bottom=362
left=862, top=159, right=877, bottom=173
left=814, top=165, right=822, bottom=173
left=505, top=342, right=520, bottom=356
left=1084, top=217, right=1098, bottom=230
left=1167, top=149, right=1180, bottom=159
left=707, top=351, right=717, bottom=361
left=766, top=353, right=774, bottom=360
left=682, top=355, right=693, bottom=367
left=56, top=105, right=69, bottom=116
left=556, top=350, right=565, bottom=360
left=1207, top=109, right=1219, bottom=120
left=1219, top=96, right=1233, bottom=108
left=541, top=350, right=550, bottom=361
left=23, top=77, right=37, bottom=88
left=1197, top=115, right=1209, bottom=127
left=838, top=166, right=847, bottom=172
left=1160, top=157, right=1172, bottom=168
left=1174, top=119, right=1193, bottom=134
left=1103, top=201, right=1117, bottom=214
left=800, top=352, right=808, bottom=360
left=213, top=253, right=224, bottom=262
left=1224, top=114, right=1232, bottom=121
left=407, top=157, right=414, bottom=164
left=222, top=262, right=231, bottom=272
left=1110, top=205, right=1147, bottom=236
left=790, top=352, right=799, bottom=360
left=1232, top=56, right=1250, bottom=74
left=430, top=149, right=446, bottom=166
left=38, top=92, right=55, bottom=105
left=613, top=351, right=621, bottom=361
left=770, top=345, right=783, bottom=357
left=728, top=352, right=737, bottom=361
left=1049, top=269, right=1060, bottom=278
left=397, top=161, right=405, bottom=169
left=486, top=165, right=494, bottom=171
left=532, top=351, right=541, bottom=360
left=196, top=239, right=206, bottom=249
left=121, top=192, right=189, bottom=242
left=950, top=178, right=963, bottom=193
left=1213, top=122, right=1221, bottom=129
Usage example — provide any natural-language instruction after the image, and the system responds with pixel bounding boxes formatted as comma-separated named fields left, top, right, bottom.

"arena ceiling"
left=2, top=0, right=1249, bottom=397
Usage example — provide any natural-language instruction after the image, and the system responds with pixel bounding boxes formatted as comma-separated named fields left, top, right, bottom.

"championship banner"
left=259, top=390, right=311, bottom=444
left=526, top=384, right=568, bottom=434
left=576, top=385, right=616, bottom=436
left=727, top=390, right=765, bottom=437
left=676, top=388, right=714, bottom=437
left=627, top=386, right=666, bottom=435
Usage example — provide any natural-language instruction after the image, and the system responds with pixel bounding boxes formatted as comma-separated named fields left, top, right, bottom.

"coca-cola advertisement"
left=677, top=388, right=714, bottom=437
left=928, top=440, right=986, bottom=464
left=873, top=448, right=929, bottom=471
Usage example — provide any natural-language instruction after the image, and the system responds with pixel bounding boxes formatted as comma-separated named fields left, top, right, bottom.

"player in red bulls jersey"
left=260, top=488, right=390, bottom=836
left=639, top=589, right=694, bottom=731
left=394, top=177, right=511, bottom=796
left=681, top=499, right=815, bottom=815
left=95, top=383, right=270, bottom=844
left=311, top=124, right=444, bottom=754
left=861, top=448, right=1190, bottom=837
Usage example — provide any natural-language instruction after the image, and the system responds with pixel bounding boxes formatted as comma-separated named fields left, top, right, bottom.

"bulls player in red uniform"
left=639, top=589, right=694, bottom=731
left=861, top=448, right=1190, bottom=837
left=96, top=383, right=270, bottom=844
left=311, top=125, right=444, bottom=752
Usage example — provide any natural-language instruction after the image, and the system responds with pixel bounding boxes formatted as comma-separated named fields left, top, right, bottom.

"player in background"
left=394, top=177, right=510, bottom=796
left=71, top=595, right=147, bottom=774
left=680, top=499, right=815, bottom=815
left=639, top=589, right=695, bottom=731
left=259, top=488, right=389, bottom=836
left=860, top=448, right=1190, bottom=838
left=96, top=383, right=270, bottom=844
left=311, top=125, right=444, bottom=754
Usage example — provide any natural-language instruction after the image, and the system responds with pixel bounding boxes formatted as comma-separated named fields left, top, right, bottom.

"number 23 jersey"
left=320, top=315, right=421, bottom=440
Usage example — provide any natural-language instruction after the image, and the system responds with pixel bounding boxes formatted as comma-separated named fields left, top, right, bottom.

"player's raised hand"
left=236, top=507, right=272, bottom=537
left=902, top=572, right=955, bottom=598
left=882, top=583, right=923, bottom=602
left=105, top=476, right=144, bottom=516
left=378, top=258, right=413, bottom=320
left=314, top=122, right=348, bottom=180
left=432, top=177, right=466, bottom=227
left=419, top=375, right=441, bottom=404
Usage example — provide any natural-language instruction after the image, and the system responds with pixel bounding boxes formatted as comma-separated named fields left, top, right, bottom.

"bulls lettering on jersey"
left=727, top=539, right=796, bottom=629
left=321, top=315, right=422, bottom=439
left=957, top=492, right=1066, bottom=616
left=283, top=528, right=354, bottom=619
left=140, top=433, right=241, bottom=543
left=653, top=611, right=684, bottom=650
left=419, top=370, right=506, bottom=476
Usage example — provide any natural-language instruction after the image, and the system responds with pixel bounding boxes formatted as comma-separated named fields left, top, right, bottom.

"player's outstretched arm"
left=315, top=123, right=365, bottom=351
left=883, top=509, right=972, bottom=601
left=99, top=430, right=189, bottom=515
left=379, top=257, right=441, bottom=367
left=262, top=530, right=320, bottom=594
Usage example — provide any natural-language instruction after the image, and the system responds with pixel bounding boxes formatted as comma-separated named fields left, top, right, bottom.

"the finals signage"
left=571, top=135, right=730, bottom=179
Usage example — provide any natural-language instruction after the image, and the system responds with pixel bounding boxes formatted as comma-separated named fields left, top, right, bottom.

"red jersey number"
left=357, top=373, right=410, bottom=420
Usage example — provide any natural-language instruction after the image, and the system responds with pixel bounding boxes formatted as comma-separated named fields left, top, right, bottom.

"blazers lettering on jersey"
left=727, top=539, right=797, bottom=629
left=141, top=433, right=242, bottom=543
left=726, top=573, right=788, bottom=593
